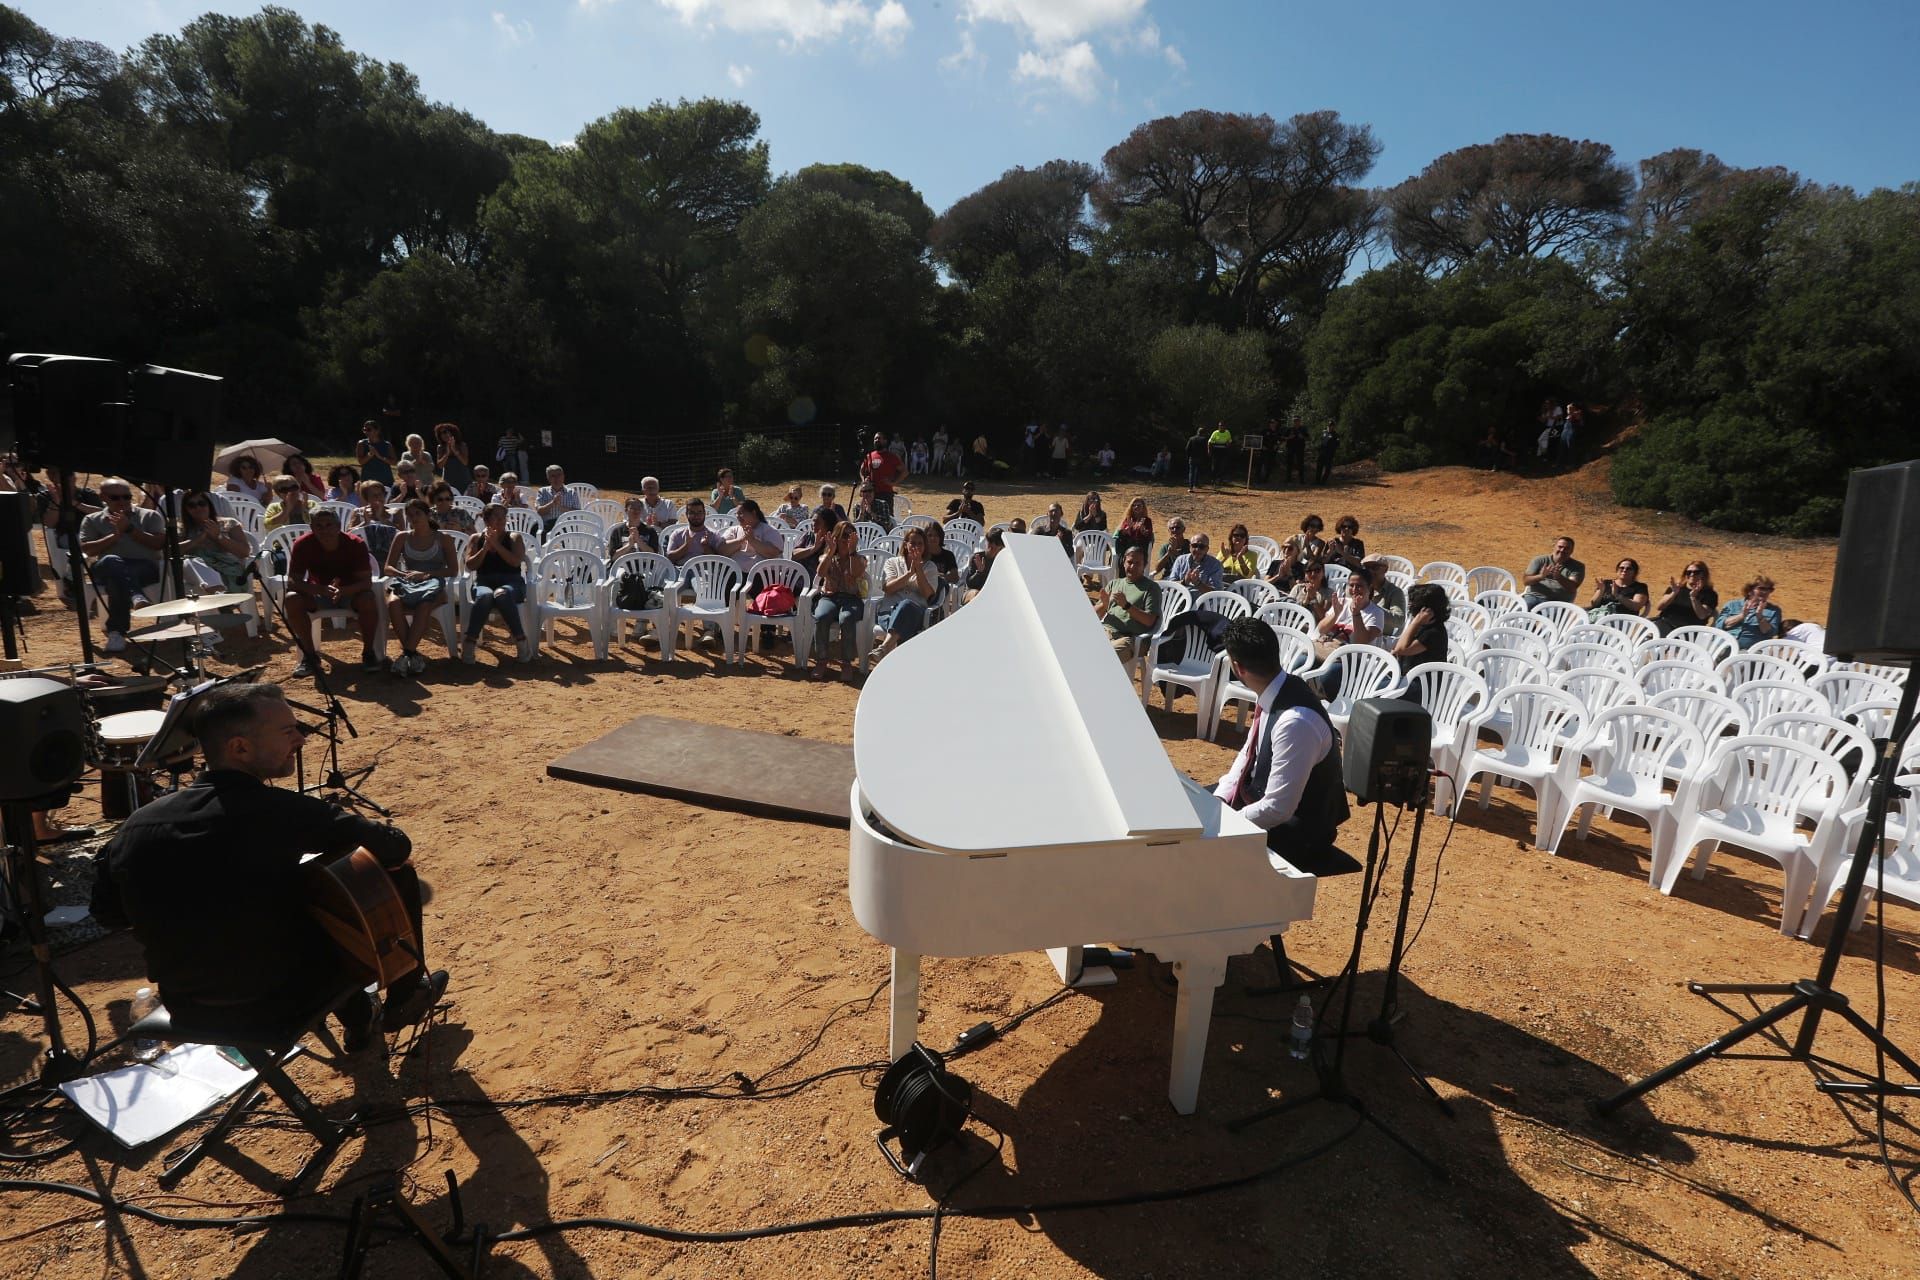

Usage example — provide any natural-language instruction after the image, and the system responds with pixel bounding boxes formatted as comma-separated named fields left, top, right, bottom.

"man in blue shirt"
left=1170, top=533, right=1224, bottom=592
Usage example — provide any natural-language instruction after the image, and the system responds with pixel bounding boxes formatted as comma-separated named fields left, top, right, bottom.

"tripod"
left=0, top=799, right=87, bottom=1094
left=246, top=563, right=387, bottom=815
left=1594, top=669, right=1920, bottom=1116
left=1230, top=788, right=1449, bottom=1177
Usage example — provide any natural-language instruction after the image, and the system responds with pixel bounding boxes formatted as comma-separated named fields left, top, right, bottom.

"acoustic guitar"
left=303, top=848, right=421, bottom=988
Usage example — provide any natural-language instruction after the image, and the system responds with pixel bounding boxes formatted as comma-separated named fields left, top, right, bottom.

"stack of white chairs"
left=732, top=558, right=813, bottom=668
left=598, top=550, right=677, bottom=660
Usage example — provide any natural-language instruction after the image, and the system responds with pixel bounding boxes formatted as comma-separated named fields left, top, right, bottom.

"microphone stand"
left=0, top=799, right=87, bottom=1094
left=245, top=562, right=387, bottom=815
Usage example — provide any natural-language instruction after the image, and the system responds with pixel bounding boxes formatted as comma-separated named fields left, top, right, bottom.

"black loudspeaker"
left=1342, top=698, right=1432, bottom=806
left=1826, top=459, right=1920, bottom=663
left=0, top=491, right=36, bottom=595
left=7, top=354, right=128, bottom=473
left=0, top=678, right=89, bottom=801
left=131, top=364, right=222, bottom=494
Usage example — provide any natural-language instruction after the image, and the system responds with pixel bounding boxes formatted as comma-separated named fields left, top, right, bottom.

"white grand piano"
left=849, top=534, right=1319, bottom=1114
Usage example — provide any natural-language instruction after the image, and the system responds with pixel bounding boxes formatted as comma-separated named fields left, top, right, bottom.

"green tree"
left=931, top=160, right=1096, bottom=286
left=1386, top=134, right=1632, bottom=272
left=1145, top=324, right=1275, bottom=432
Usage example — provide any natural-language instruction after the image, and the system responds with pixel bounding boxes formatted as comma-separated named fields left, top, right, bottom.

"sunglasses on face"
left=104, top=493, right=132, bottom=502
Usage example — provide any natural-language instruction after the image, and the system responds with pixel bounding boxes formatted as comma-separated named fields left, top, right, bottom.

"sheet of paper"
left=58, top=1043, right=300, bottom=1149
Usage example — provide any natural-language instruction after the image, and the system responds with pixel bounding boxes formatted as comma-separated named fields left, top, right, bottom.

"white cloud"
left=964, top=0, right=1146, bottom=47
left=492, top=11, right=533, bottom=44
left=1162, top=43, right=1184, bottom=71
left=656, top=0, right=912, bottom=47
left=727, top=62, right=755, bottom=86
left=1014, top=41, right=1103, bottom=101
left=939, top=29, right=982, bottom=71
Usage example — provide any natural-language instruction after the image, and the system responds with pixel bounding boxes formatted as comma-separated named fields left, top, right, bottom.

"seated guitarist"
left=92, top=683, right=448, bottom=1051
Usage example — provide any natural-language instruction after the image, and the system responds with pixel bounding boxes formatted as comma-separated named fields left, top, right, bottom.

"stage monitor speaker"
left=6, top=353, right=128, bottom=474
left=1343, top=698, right=1431, bottom=806
left=1825, top=459, right=1920, bottom=664
left=0, top=491, right=37, bottom=595
left=0, top=678, right=89, bottom=802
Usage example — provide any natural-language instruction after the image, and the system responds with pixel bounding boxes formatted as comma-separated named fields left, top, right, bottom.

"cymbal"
left=131, top=592, right=252, bottom=619
left=127, top=622, right=205, bottom=643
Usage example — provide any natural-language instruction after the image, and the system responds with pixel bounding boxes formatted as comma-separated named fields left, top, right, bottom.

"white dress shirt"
left=1214, top=677, right=1334, bottom=831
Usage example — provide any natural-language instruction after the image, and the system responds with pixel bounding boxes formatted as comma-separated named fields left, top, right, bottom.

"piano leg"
left=1167, top=954, right=1226, bottom=1115
left=889, top=949, right=920, bottom=1061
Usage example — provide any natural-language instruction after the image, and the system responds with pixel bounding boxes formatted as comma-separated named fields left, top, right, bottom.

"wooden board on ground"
left=547, top=713, right=853, bottom=826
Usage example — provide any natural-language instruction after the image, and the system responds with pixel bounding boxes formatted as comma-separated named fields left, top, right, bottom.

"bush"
left=734, top=433, right=804, bottom=482
left=1377, top=439, right=1437, bottom=472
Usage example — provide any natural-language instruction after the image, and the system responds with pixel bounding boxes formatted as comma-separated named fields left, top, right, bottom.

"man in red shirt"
left=860, top=431, right=902, bottom=523
left=283, top=509, right=381, bottom=676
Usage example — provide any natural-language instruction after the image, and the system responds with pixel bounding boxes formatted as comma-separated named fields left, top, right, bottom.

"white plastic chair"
left=1753, top=710, right=1877, bottom=819
left=1378, top=554, right=1415, bottom=577
left=1553, top=667, right=1641, bottom=728
left=1550, top=644, right=1633, bottom=676
left=505, top=507, right=542, bottom=545
left=1192, top=589, right=1253, bottom=622
left=1072, top=530, right=1117, bottom=587
left=1645, top=687, right=1750, bottom=785
left=1475, top=588, right=1526, bottom=616
left=1451, top=601, right=1491, bottom=634
left=1142, top=617, right=1221, bottom=736
left=1402, top=662, right=1490, bottom=813
left=306, top=550, right=390, bottom=658
left=1385, top=570, right=1416, bottom=596
left=1804, top=790, right=1920, bottom=939
left=550, top=511, right=605, bottom=539
left=1466, top=566, right=1517, bottom=597
left=1636, top=659, right=1726, bottom=699
left=1594, top=612, right=1658, bottom=648
left=1529, top=600, right=1585, bottom=640
left=1443, top=618, right=1478, bottom=660
left=945, top=517, right=984, bottom=543
left=731, top=558, right=813, bottom=668
left=1669, top=625, right=1737, bottom=666
left=1748, top=637, right=1813, bottom=669
left=1417, top=561, right=1467, bottom=588
left=1633, top=637, right=1716, bottom=669
left=1478, top=626, right=1550, bottom=666
left=530, top=548, right=605, bottom=657
left=38, top=526, right=99, bottom=616
left=588, top=498, right=625, bottom=528
left=1562, top=624, right=1634, bottom=655
left=1206, top=631, right=1315, bottom=742
left=452, top=494, right=486, bottom=522
left=1323, top=563, right=1351, bottom=595
left=672, top=555, right=744, bottom=661
left=598, top=550, right=676, bottom=660
left=1455, top=683, right=1588, bottom=849
left=1256, top=598, right=1316, bottom=637
left=1497, top=612, right=1559, bottom=646
left=257, top=524, right=309, bottom=620
left=1841, top=697, right=1901, bottom=742
left=1300, top=643, right=1407, bottom=733
left=853, top=522, right=889, bottom=554
left=1653, top=735, right=1849, bottom=935
left=542, top=531, right=604, bottom=558
left=1733, top=679, right=1824, bottom=727
left=1548, top=704, right=1707, bottom=859
left=1228, top=578, right=1281, bottom=611
left=1810, top=668, right=1901, bottom=716
left=1716, top=652, right=1808, bottom=691
left=565, top=481, right=599, bottom=506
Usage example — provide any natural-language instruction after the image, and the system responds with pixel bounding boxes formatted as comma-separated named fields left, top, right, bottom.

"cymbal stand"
left=0, top=801, right=86, bottom=1095
left=245, top=563, right=387, bottom=815
left=1228, top=798, right=1448, bottom=1178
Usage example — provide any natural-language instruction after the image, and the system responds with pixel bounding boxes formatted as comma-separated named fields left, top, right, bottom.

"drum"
left=95, top=709, right=166, bottom=820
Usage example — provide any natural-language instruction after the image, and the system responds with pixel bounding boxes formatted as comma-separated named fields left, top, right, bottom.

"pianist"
left=1213, top=618, right=1349, bottom=859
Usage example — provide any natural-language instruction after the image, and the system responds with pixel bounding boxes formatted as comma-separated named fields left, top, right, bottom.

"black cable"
left=1397, top=777, right=1461, bottom=964
left=1870, top=710, right=1920, bottom=1218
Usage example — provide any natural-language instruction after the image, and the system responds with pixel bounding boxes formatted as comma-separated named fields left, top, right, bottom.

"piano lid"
left=853, top=533, right=1204, bottom=854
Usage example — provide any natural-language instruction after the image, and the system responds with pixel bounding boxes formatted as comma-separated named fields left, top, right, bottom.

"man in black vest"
left=1212, top=618, right=1349, bottom=861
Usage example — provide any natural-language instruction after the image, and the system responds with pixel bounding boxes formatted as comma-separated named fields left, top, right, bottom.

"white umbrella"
left=212, top=438, right=300, bottom=477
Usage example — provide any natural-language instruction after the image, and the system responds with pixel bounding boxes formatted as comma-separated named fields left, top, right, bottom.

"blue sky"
left=30, top=0, right=1920, bottom=214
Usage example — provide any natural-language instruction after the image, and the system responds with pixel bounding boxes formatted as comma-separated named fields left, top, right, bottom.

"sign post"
left=1243, top=434, right=1264, bottom=489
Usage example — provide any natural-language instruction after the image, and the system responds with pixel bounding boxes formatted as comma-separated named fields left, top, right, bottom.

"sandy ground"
left=4, top=453, right=1918, bottom=1279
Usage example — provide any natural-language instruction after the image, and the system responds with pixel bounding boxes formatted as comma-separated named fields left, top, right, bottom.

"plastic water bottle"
left=129, top=987, right=162, bottom=1062
left=1288, top=994, right=1313, bottom=1060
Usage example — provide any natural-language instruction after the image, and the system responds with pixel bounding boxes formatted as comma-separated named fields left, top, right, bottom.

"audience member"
left=1588, top=557, right=1650, bottom=618
left=1150, top=446, right=1172, bottom=479
left=1006, top=517, right=1028, bottom=535
left=283, top=509, right=379, bottom=676
left=1392, top=583, right=1450, bottom=677
left=850, top=482, right=891, bottom=531
left=1154, top=517, right=1191, bottom=578
left=608, top=497, right=661, bottom=557
left=1284, top=417, right=1309, bottom=485
left=1522, top=535, right=1586, bottom=607
left=348, top=480, right=398, bottom=560
left=1314, top=423, right=1339, bottom=485
left=1276, top=514, right=1327, bottom=585
left=1170, top=532, right=1224, bottom=592
left=535, top=464, right=579, bottom=533
left=494, top=426, right=529, bottom=481
left=461, top=504, right=531, bottom=663
left=429, top=483, right=473, bottom=533
left=434, top=423, right=471, bottom=495
left=909, top=438, right=930, bottom=475
left=497, top=472, right=528, bottom=509
left=402, top=433, right=435, bottom=478
left=224, top=456, right=270, bottom=505
left=815, top=483, right=846, bottom=525
left=1716, top=574, right=1783, bottom=650
left=710, top=467, right=745, bottom=514
left=79, top=477, right=165, bottom=653
left=1033, top=502, right=1075, bottom=555
left=1102, top=547, right=1162, bottom=662
left=1206, top=422, right=1232, bottom=485
left=176, top=490, right=253, bottom=591
left=1073, top=491, right=1108, bottom=532
left=466, top=465, right=499, bottom=504
left=860, top=432, right=903, bottom=523
left=1653, top=560, right=1717, bottom=636
left=263, top=475, right=313, bottom=531
left=931, top=426, right=952, bottom=475
left=1361, top=553, right=1408, bottom=636
left=723, top=498, right=784, bottom=571
left=326, top=464, right=362, bottom=505
left=664, top=497, right=725, bottom=565
left=874, top=525, right=939, bottom=661
left=634, top=475, right=676, bottom=527
left=944, top=481, right=985, bottom=525
left=1315, top=572, right=1386, bottom=661
left=790, top=508, right=836, bottom=573
left=1049, top=425, right=1072, bottom=477
left=285, top=454, right=327, bottom=499
left=774, top=486, right=811, bottom=527
left=355, top=419, right=396, bottom=486
left=810, top=521, right=868, bottom=683
left=1114, top=498, right=1154, bottom=560
left=965, top=528, right=1004, bottom=601
left=384, top=499, right=456, bottom=676
left=1325, top=515, right=1365, bottom=570
left=1219, top=523, right=1259, bottom=583
left=970, top=432, right=991, bottom=476
left=1184, top=427, right=1208, bottom=494
left=1289, top=561, right=1335, bottom=622
left=923, top=522, right=959, bottom=605
left=1095, top=442, right=1116, bottom=475
left=390, top=460, right=428, bottom=505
